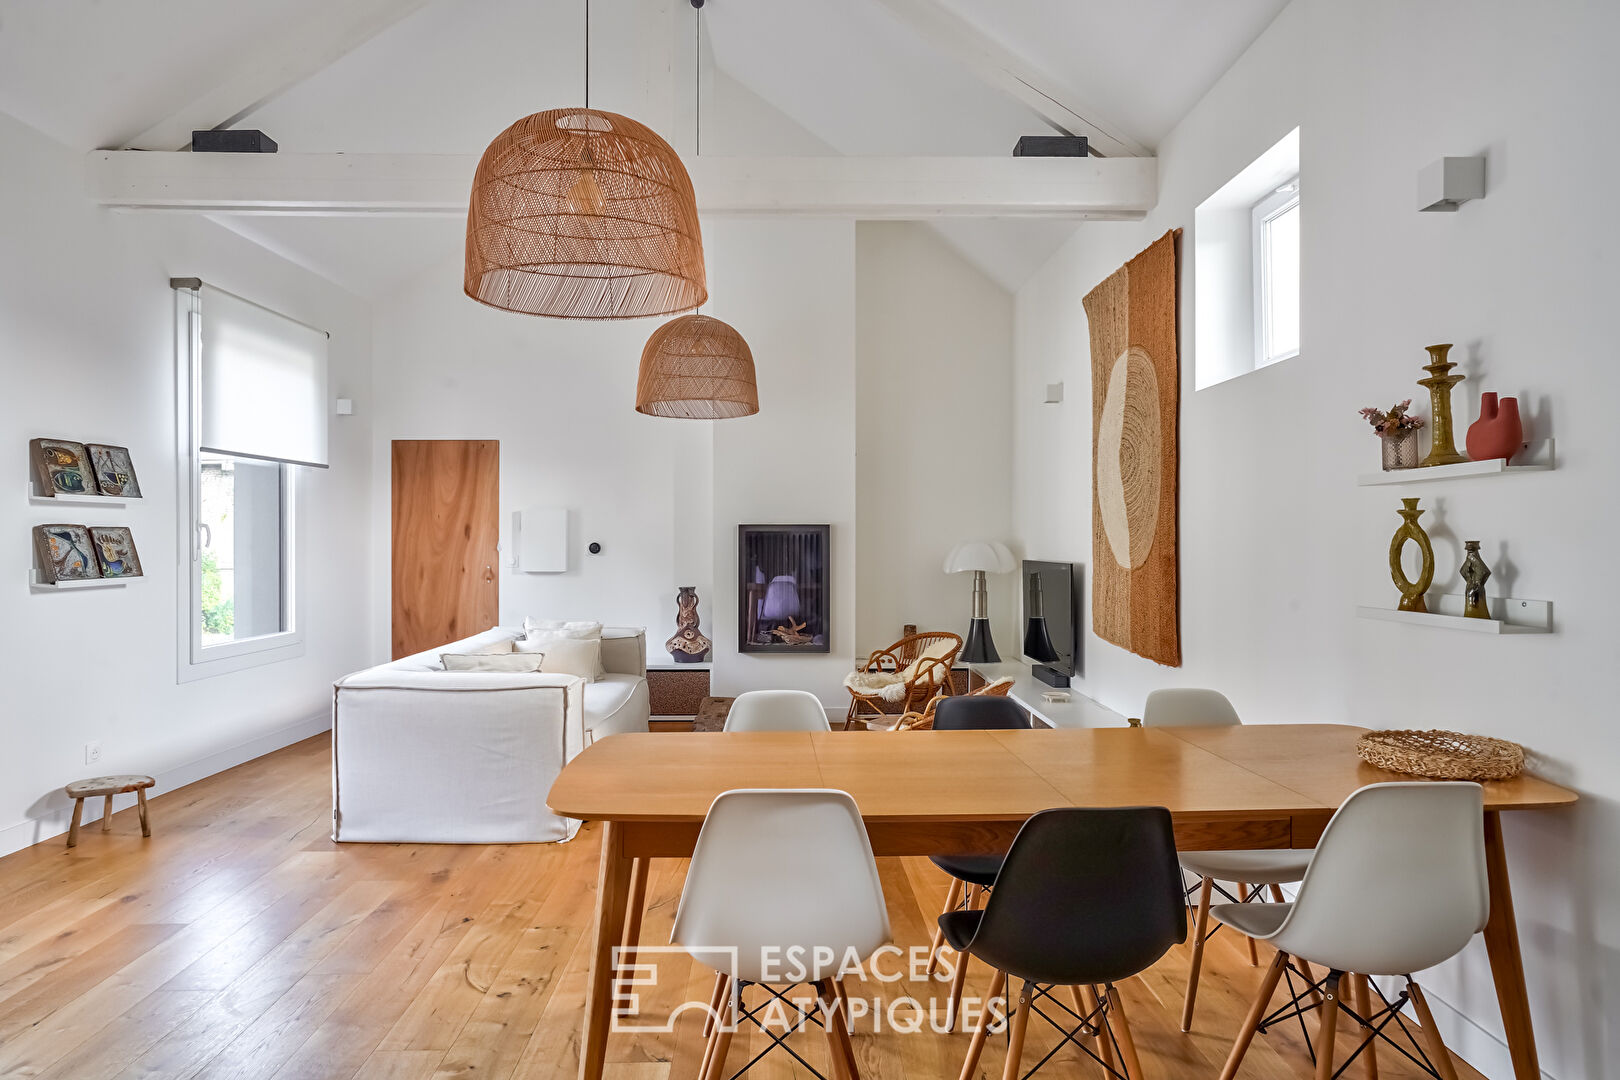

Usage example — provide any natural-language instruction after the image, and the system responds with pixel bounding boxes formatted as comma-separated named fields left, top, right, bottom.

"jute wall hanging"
left=1083, top=228, right=1181, bottom=666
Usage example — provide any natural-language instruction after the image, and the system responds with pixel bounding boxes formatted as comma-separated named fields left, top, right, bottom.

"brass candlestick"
left=1417, top=343, right=1469, bottom=466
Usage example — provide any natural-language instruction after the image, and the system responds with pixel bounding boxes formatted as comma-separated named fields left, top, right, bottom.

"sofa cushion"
left=600, top=629, right=646, bottom=677
left=390, top=627, right=524, bottom=672
left=583, top=674, right=651, bottom=740
left=535, top=637, right=604, bottom=682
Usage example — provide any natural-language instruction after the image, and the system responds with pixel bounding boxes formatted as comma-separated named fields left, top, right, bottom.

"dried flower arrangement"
left=1360, top=399, right=1426, bottom=438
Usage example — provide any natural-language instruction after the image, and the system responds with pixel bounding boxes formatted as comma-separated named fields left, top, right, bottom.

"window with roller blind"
left=172, top=281, right=328, bottom=680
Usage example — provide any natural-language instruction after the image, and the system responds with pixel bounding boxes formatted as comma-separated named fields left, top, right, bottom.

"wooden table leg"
left=1481, top=811, right=1541, bottom=1080
left=136, top=788, right=150, bottom=836
left=67, top=799, right=83, bottom=848
left=102, top=794, right=114, bottom=831
left=580, top=821, right=635, bottom=1080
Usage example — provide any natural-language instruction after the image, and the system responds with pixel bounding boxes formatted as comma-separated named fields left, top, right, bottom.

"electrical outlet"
left=84, top=741, right=102, bottom=765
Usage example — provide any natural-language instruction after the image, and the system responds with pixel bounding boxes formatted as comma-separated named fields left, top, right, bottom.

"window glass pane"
left=199, top=453, right=284, bottom=645
left=1263, top=200, right=1300, bottom=361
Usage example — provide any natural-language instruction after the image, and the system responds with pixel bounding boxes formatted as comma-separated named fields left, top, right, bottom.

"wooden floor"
left=0, top=734, right=1485, bottom=1080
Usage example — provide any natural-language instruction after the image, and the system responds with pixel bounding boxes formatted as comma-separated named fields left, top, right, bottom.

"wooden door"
left=391, top=439, right=500, bottom=658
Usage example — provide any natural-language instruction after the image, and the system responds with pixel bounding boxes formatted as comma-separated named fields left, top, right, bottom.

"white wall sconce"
left=1418, top=156, right=1485, bottom=212
left=1044, top=382, right=1064, bottom=404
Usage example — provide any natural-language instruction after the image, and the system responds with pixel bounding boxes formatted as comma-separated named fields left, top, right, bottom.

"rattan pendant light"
left=636, top=314, right=758, bottom=419
left=634, top=2, right=757, bottom=420
left=464, top=2, right=706, bottom=319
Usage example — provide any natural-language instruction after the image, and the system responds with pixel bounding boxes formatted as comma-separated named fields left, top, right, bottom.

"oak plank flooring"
left=0, top=733, right=1485, bottom=1080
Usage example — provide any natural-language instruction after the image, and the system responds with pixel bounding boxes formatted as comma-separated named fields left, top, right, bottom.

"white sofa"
left=331, top=625, right=650, bottom=843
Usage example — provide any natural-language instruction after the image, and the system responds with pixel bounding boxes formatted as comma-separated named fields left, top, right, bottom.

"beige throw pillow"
left=534, top=636, right=604, bottom=681
left=440, top=653, right=544, bottom=673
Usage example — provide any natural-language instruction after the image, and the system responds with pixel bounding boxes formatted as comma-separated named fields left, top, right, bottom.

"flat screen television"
left=1020, top=561, right=1081, bottom=687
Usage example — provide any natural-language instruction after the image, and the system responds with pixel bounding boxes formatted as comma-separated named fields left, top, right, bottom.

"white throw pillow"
left=465, top=638, right=515, bottom=655
left=512, top=637, right=546, bottom=654
left=523, top=618, right=603, bottom=638
left=534, top=636, right=604, bottom=682
left=440, top=653, right=544, bottom=673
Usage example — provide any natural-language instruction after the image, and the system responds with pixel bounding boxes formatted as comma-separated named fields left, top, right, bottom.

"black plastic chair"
left=921, top=695, right=1030, bottom=1025
left=946, top=806, right=1187, bottom=1080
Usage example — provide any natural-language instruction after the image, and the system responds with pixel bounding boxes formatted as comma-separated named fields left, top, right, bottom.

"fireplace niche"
left=738, top=524, right=830, bottom=654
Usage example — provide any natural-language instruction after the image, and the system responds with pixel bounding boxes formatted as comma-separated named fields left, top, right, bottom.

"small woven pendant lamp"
left=465, top=108, right=706, bottom=319
left=636, top=314, right=758, bottom=419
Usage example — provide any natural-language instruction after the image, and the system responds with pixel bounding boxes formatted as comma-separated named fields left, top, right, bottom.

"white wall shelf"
left=1356, top=440, right=1554, bottom=487
left=27, top=481, right=127, bottom=507
left=1356, top=593, right=1551, bottom=634
left=29, top=570, right=130, bottom=591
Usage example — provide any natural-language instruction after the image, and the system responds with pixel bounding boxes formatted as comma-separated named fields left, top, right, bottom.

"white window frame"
left=1251, top=178, right=1301, bottom=369
left=174, top=287, right=305, bottom=683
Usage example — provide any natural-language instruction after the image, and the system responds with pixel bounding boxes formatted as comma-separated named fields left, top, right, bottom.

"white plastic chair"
left=1214, top=782, right=1487, bottom=1080
left=671, top=789, right=890, bottom=1080
left=1142, top=688, right=1316, bottom=1031
left=724, top=689, right=831, bottom=732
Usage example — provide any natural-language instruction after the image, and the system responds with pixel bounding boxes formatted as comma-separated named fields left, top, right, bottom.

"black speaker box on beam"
left=192, top=129, right=278, bottom=153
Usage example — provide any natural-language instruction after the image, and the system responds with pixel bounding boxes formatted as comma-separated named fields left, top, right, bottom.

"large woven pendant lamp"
left=464, top=2, right=706, bottom=319
left=636, top=314, right=758, bottom=419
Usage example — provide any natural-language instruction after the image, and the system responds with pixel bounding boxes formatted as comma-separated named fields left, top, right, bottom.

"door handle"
left=485, top=566, right=494, bottom=582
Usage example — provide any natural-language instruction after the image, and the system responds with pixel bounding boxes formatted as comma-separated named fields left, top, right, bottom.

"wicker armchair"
left=842, top=631, right=963, bottom=730
left=870, top=677, right=1016, bottom=731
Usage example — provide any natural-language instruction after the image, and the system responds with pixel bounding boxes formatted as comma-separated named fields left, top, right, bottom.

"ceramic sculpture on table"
left=1417, top=344, right=1470, bottom=467
left=1466, top=393, right=1524, bottom=463
left=1460, top=542, right=1492, bottom=619
left=1389, top=498, right=1436, bottom=613
left=666, top=586, right=711, bottom=662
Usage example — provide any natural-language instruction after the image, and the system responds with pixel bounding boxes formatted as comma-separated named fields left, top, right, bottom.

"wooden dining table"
left=546, top=724, right=1577, bottom=1080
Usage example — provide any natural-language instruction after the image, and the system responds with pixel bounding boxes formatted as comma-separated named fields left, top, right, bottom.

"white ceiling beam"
left=86, top=151, right=1156, bottom=220
left=869, top=0, right=1150, bottom=159
left=121, top=0, right=434, bottom=151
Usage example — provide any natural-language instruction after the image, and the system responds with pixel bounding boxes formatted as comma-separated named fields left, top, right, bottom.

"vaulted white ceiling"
left=0, top=0, right=1288, bottom=296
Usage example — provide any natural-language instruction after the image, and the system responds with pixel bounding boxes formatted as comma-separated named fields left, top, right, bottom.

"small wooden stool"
left=65, top=775, right=154, bottom=847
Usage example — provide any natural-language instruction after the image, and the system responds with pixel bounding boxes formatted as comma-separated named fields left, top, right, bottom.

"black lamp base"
left=1031, top=663, right=1071, bottom=688
left=961, top=618, right=1000, bottom=665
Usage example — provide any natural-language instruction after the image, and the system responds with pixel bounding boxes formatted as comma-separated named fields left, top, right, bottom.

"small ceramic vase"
left=1381, top=428, right=1421, bottom=471
left=1466, top=393, right=1523, bottom=463
left=1417, top=344, right=1470, bottom=467
left=1460, top=541, right=1492, bottom=619
left=1389, top=498, right=1435, bottom=613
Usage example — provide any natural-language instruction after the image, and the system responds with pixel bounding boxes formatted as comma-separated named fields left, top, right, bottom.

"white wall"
left=1012, top=2, right=1620, bottom=1077
left=855, top=222, right=1016, bottom=657
left=0, top=111, right=375, bottom=855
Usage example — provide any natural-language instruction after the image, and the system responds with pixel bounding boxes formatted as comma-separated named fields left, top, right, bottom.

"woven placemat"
left=1357, top=729, right=1525, bottom=780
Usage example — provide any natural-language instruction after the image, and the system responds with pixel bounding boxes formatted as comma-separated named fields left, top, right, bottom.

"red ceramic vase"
left=1466, top=392, right=1523, bottom=463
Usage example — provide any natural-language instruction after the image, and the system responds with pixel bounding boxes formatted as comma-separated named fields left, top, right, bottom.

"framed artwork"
left=90, top=526, right=143, bottom=578
left=29, top=439, right=96, bottom=496
left=737, top=524, right=831, bottom=654
left=86, top=444, right=142, bottom=498
left=33, top=524, right=101, bottom=582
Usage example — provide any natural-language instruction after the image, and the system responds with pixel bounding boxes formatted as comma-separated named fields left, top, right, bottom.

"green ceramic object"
left=1417, top=344, right=1470, bottom=467
left=1389, top=498, right=1435, bottom=613
left=1460, top=541, right=1492, bottom=619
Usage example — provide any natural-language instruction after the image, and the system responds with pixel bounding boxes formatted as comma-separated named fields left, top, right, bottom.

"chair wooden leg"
left=1407, top=981, right=1461, bottom=1080
left=1182, top=875, right=1214, bottom=1032
left=616, top=858, right=649, bottom=1014
left=1218, top=950, right=1289, bottom=1080
left=927, top=877, right=966, bottom=976
left=834, top=978, right=852, bottom=1037
left=1105, top=983, right=1144, bottom=1080
left=703, top=971, right=728, bottom=1039
left=816, top=979, right=855, bottom=1080
left=67, top=798, right=84, bottom=848
left=1239, top=882, right=1258, bottom=965
left=702, top=991, right=736, bottom=1080
left=1069, top=986, right=1114, bottom=1074
left=1350, top=972, right=1379, bottom=1079
left=1314, top=971, right=1344, bottom=1080
left=946, top=885, right=984, bottom=1030
left=1000, top=981, right=1032, bottom=1080
left=136, top=788, right=150, bottom=836
left=1293, top=957, right=1323, bottom=1007
left=102, top=794, right=114, bottom=832
left=957, top=968, right=1006, bottom=1080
